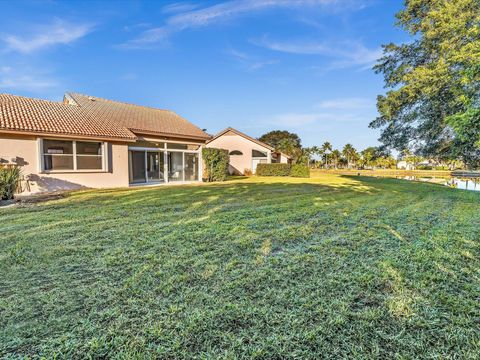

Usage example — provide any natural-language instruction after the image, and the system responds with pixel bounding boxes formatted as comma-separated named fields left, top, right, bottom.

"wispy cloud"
left=315, top=97, right=373, bottom=110
left=2, top=19, right=93, bottom=53
left=0, top=64, right=59, bottom=92
left=121, top=0, right=360, bottom=48
left=226, top=47, right=278, bottom=71
left=227, top=48, right=250, bottom=61
left=253, top=37, right=381, bottom=70
left=267, top=97, right=375, bottom=128
left=271, top=111, right=365, bottom=127
left=0, top=76, right=58, bottom=91
left=161, top=2, right=200, bottom=14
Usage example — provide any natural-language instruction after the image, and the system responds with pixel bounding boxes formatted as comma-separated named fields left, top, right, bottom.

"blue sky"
left=0, top=0, right=407, bottom=150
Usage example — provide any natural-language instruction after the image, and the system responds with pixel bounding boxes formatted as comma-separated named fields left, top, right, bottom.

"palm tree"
left=331, top=149, right=341, bottom=169
left=342, top=143, right=358, bottom=169
left=321, top=142, right=332, bottom=168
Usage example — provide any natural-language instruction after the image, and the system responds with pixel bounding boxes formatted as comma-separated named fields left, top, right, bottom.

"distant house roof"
left=207, top=127, right=292, bottom=159
left=208, top=127, right=274, bottom=150
left=0, top=92, right=210, bottom=142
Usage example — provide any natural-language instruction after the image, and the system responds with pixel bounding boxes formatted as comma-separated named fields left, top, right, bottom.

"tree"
left=330, top=149, right=341, bottom=169
left=271, top=138, right=313, bottom=165
left=360, top=147, right=379, bottom=169
left=321, top=142, right=332, bottom=168
left=259, top=130, right=302, bottom=149
left=342, top=144, right=358, bottom=169
left=370, top=0, right=480, bottom=168
left=447, top=108, right=480, bottom=168
left=276, top=138, right=298, bottom=157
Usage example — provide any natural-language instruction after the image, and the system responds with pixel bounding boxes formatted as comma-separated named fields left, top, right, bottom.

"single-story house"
left=0, top=92, right=210, bottom=193
left=1, top=93, right=292, bottom=193
left=206, top=127, right=291, bottom=175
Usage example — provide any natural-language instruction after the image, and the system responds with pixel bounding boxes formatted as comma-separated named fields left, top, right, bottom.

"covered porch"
left=128, top=139, right=202, bottom=185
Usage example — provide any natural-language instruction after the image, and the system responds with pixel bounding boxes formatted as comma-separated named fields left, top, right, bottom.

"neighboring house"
left=397, top=160, right=415, bottom=170
left=0, top=93, right=210, bottom=193
left=206, top=127, right=291, bottom=175
left=397, top=159, right=442, bottom=170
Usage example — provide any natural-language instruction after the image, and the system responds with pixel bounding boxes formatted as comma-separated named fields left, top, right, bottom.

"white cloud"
left=0, top=75, right=58, bottom=91
left=226, top=47, right=278, bottom=71
left=315, top=97, right=373, bottom=110
left=122, top=0, right=361, bottom=48
left=2, top=19, right=93, bottom=53
left=0, top=63, right=59, bottom=92
left=248, top=59, right=278, bottom=71
left=226, top=48, right=249, bottom=61
left=161, top=2, right=200, bottom=14
left=267, top=97, right=375, bottom=128
left=253, top=37, right=382, bottom=70
left=271, top=112, right=365, bottom=128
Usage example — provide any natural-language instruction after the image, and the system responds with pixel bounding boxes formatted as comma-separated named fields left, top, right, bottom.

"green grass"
left=1, top=174, right=479, bottom=359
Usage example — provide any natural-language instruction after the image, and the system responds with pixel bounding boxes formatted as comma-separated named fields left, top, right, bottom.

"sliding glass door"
left=168, top=152, right=184, bottom=182
left=185, top=153, right=199, bottom=181
left=129, top=151, right=147, bottom=184
left=147, top=151, right=164, bottom=182
left=129, top=150, right=165, bottom=184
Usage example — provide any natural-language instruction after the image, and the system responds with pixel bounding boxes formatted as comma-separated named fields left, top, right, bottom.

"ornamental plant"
left=202, top=148, right=229, bottom=182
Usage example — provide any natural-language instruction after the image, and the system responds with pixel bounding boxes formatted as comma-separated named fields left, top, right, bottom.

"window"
left=167, top=143, right=200, bottom=150
left=229, top=150, right=243, bottom=155
left=76, top=142, right=103, bottom=170
left=43, top=140, right=74, bottom=170
left=135, top=141, right=165, bottom=149
left=252, top=149, right=268, bottom=158
left=42, top=139, right=104, bottom=171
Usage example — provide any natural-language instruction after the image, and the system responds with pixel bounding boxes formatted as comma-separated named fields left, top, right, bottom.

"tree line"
left=258, top=130, right=397, bottom=169
left=258, top=130, right=463, bottom=170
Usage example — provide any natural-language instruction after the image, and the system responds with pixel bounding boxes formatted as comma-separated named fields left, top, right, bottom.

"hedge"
left=256, top=163, right=291, bottom=176
left=202, top=148, right=229, bottom=182
left=255, top=163, right=310, bottom=178
left=0, top=167, right=21, bottom=200
left=290, top=164, right=310, bottom=178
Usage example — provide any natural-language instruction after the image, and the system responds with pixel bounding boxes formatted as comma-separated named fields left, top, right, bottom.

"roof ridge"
left=208, top=127, right=274, bottom=150
left=69, top=92, right=178, bottom=114
left=0, top=93, right=65, bottom=106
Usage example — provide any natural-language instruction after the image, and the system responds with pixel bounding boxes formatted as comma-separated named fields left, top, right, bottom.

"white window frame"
left=40, top=138, right=107, bottom=173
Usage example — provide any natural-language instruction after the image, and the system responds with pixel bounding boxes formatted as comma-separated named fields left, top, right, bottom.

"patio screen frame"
left=128, top=141, right=201, bottom=185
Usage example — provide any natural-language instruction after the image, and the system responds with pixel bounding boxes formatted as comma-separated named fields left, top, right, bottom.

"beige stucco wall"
left=279, top=154, right=290, bottom=164
left=206, top=131, right=272, bottom=175
left=0, top=134, right=129, bottom=193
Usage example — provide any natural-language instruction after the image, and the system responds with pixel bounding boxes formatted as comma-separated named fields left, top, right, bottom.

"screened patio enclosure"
left=128, top=141, right=201, bottom=184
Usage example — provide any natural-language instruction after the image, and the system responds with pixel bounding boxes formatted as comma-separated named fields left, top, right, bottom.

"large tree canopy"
left=259, top=130, right=302, bottom=150
left=370, top=0, right=480, bottom=167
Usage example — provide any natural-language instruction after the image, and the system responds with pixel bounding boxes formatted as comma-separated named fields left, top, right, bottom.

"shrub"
left=0, top=166, right=21, bottom=200
left=202, top=148, right=229, bottom=182
left=290, top=164, right=310, bottom=178
left=243, top=168, right=252, bottom=176
left=417, top=165, right=433, bottom=170
left=256, top=163, right=291, bottom=176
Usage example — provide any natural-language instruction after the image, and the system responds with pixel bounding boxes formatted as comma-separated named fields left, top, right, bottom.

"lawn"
left=1, top=174, right=479, bottom=358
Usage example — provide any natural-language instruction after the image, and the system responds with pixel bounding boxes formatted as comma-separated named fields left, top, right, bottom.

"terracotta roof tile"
left=0, top=92, right=210, bottom=141
left=68, top=93, right=209, bottom=140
